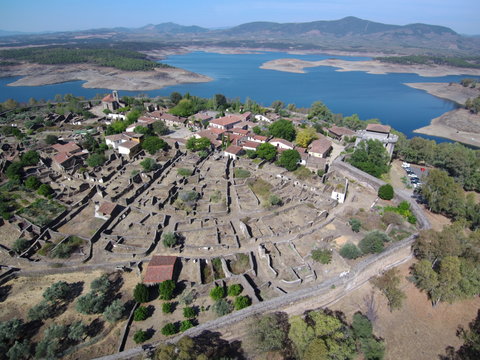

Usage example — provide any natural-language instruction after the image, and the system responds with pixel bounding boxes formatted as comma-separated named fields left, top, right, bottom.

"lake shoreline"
left=0, top=62, right=212, bottom=91
left=260, top=58, right=480, bottom=77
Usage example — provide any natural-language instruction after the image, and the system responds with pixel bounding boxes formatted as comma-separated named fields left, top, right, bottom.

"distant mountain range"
left=1, top=17, right=479, bottom=55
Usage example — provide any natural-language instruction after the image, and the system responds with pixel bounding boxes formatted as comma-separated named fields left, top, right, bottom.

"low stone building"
left=143, top=256, right=178, bottom=285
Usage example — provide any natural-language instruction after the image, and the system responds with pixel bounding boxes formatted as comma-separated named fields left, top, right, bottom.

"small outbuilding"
left=143, top=255, right=178, bottom=285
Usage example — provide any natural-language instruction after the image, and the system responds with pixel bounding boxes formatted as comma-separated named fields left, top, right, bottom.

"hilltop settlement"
left=0, top=91, right=479, bottom=360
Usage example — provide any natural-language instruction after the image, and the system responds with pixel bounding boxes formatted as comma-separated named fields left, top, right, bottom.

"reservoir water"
left=0, top=51, right=477, bottom=138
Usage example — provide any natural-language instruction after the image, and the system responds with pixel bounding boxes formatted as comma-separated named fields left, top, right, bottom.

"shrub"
left=25, top=176, right=41, bottom=190
left=37, top=184, right=53, bottom=197
left=359, top=231, right=390, bottom=254
left=43, top=281, right=70, bottom=303
left=28, top=300, right=53, bottom=321
left=378, top=184, right=394, bottom=200
left=381, top=211, right=403, bottom=225
left=183, top=307, right=195, bottom=319
left=161, top=323, right=178, bottom=336
left=349, top=218, right=362, bottom=232
left=21, top=150, right=40, bottom=167
left=86, top=153, right=107, bottom=167
left=91, top=274, right=111, bottom=294
left=340, top=243, right=362, bottom=259
left=179, top=320, right=194, bottom=332
left=134, top=306, right=148, bottom=321
left=140, top=158, right=156, bottom=172
left=234, top=295, right=251, bottom=310
left=133, top=283, right=149, bottom=303
left=227, top=284, right=243, bottom=297
left=158, top=280, right=175, bottom=300
left=162, top=302, right=173, bottom=314
left=212, top=299, right=233, bottom=316
left=210, top=286, right=225, bottom=301
left=133, top=330, right=148, bottom=344
left=269, top=194, right=282, bottom=206
left=177, top=168, right=192, bottom=177
left=234, top=168, right=251, bottom=179
left=12, top=238, right=30, bottom=254
left=317, top=169, right=325, bottom=177
left=311, top=249, right=332, bottom=264
left=45, top=135, right=58, bottom=145
left=162, top=232, right=177, bottom=248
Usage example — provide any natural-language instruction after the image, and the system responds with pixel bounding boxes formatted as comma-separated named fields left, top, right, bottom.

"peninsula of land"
left=260, top=58, right=480, bottom=77
left=403, top=82, right=480, bottom=146
left=0, top=62, right=212, bottom=91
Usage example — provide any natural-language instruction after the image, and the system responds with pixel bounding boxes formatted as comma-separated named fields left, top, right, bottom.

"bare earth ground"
left=414, top=109, right=480, bottom=147
left=0, top=62, right=212, bottom=91
left=260, top=58, right=480, bottom=77
left=330, top=259, right=480, bottom=360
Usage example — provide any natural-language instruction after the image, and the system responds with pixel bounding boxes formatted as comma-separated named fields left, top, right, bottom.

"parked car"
left=402, top=162, right=411, bottom=168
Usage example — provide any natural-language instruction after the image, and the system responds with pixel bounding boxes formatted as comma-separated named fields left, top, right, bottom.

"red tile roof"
left=53, top=152, right=72, bottom=165
left=366, top=123, right=391, bottom=133
left=210, top=115, right=243, bottom=127
left=309, top=138, right=332, bottom=155
left=242, top=141, right=260, bottom=150
left=224, top=145, right=244, bottom=155
left=327, top=125, right=356, bottom=137
left=209, top=127, right=227, bottom=135
left=51, top=142, right=81, bottom=155
left=144, top=256, right=177, bottom=284
left=102, top=94, right=116, bottom=103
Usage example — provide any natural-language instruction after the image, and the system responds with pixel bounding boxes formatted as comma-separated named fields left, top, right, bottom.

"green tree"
left=234, top=295, right=251, bottom=310
left=5, top=162, right=23, bottom=181
left=75, top=292, right=106, bottom=314
left=133, top=283, right=149, bottom=303
left=170, top=92, right=182, bottom=105
left=6, top=339, right=31, bottom=360
left=28, top=300, right=53, bottom=321
left=142, top=136, right=168, bottom=155
left=227, top=284, right=243, bottom=297
left=20, top=150, right=39, bottom=167
left=359, top=231, right=389, bottom=254
left=278, top=149, right=300, bottom=171
left=133, top=306, right=148, bottom=321
left=140, top=158, right=156, bottom=172
left=249, top=313, right=286, bottom=352
left=37, top=183, right=53, bottom=197
left=68, top=321, right=86, bottom=341
left=179, top=320, right=194, bottom=332
left=212, top=299, right=233, bottom=316
left=256, top=142, right=277, bottom=161
left=308, top=101, right=333, bottom=122
left=162, top=302, right=173, bottom=314
left=340, top=243, right=362, bottom=259
left=372, top=268, right=405, bottom=311
left=378, top=184, right=394, bottom=200
left=186, top=137, right=210, bottom=152
left=296, top=127, right=318, bottom=147
left=103, top=299, right=125, bottom=323
left=162, top=232, right=178, bottom=248
left=170, top=99, right=195, bottom=117
left=159, top=280, right=176, bottom=300
left=91, top=274, right=111, bottom=294
left=161, top=323, right=178, bottom=336
left=352, top=313, right=373, bottom=339
left=288, top=315, right=316, bottom=357
left=269, top=119, right=296, bottom=141
left=25, top=176, right=41, bottom=190
left=45, top=135, right=58, bottom=145
left=210, top=286, right=226, bottom=301
left=420, top=169, right=465, bottom=218
left=43, top=281, right=70, bottom=303
left=86, top=153, right=107, bottom=167
left=311, top=249, right=332, bottom=264
left=348, top=139, right=390, bottom=178
left=11, top=238, right=30, bottom=254
left=349, top=218, right=362, bottom=232
left=183, top=307, right=195, bottom=319
left=303, top=338, right=328, bottom=360
left=362, top=337, right=386, bottom=360
left=133, top=329, right=148, bottom=343
left=152, top=121, right=169, bottom=135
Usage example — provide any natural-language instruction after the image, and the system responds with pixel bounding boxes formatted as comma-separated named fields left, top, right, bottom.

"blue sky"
left=1, top=0, right=479, bottom=34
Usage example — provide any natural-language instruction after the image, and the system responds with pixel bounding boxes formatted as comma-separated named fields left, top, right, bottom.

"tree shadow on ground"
left=193, top=330, right=246, bottom=359
left=0, top=284, right=12, bottom=302
left=86, top=318, right=104, bottom=338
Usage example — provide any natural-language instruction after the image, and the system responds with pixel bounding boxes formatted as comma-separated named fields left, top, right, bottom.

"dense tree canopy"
left=256, top=142, right=277, bottom=161
left=348, top=139, right=390, bottom=178
left=269, top=119, right=296, bottom=142
left=142, top=136, right=168, bottom=155
left=278, top=149, right=301, bottom=171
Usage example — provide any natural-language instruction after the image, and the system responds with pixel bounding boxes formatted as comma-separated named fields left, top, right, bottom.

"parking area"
left=401, top=162, right=429, bottom=188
